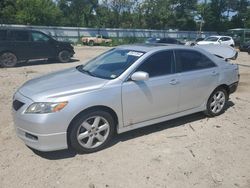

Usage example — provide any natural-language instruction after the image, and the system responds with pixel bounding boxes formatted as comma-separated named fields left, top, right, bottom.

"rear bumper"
left=229, top=82, right=239, bottom=94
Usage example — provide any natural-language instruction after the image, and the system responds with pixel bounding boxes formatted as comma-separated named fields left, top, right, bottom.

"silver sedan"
left=12, top=44, right=239, bottom=153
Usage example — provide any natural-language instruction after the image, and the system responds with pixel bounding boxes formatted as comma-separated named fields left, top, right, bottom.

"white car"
left=197, top=36, right=235, bottom=47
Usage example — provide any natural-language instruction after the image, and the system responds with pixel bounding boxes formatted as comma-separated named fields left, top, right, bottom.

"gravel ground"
left=0, top=46, right=250, bottom=188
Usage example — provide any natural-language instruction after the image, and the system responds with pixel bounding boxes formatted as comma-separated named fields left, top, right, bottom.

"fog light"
left=25, top=132, right=38, bottom=141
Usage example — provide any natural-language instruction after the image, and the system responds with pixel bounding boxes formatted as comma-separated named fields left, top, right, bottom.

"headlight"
left=25, top=102, right=68, bottom=114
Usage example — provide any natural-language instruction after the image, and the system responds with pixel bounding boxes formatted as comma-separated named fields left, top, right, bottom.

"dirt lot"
left=0, top=46, right=250, bottom=188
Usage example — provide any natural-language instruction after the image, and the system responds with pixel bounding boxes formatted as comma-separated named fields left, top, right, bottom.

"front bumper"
left=12, top=92, right=68, bottom=152
left=15, top=127, right=67, bottom=152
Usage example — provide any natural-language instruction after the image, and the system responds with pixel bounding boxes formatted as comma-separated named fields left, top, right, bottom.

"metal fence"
left=0, top=24, right=217, bottom=42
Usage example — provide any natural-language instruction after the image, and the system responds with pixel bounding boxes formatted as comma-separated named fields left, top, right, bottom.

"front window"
left=204, top=37, right=219, bottom=42
left=77, top=48, right=145, bottom=79
left=31, top=32, right=50, bottom=42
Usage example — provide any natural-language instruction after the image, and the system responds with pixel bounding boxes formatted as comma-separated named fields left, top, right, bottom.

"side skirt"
left=117, top=105, right=206, bottom=134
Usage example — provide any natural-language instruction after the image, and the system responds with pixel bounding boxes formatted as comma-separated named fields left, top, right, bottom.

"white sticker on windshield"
left=127, top=51, right=143, bottom=57
left=110, top=74, right=117, bottom=78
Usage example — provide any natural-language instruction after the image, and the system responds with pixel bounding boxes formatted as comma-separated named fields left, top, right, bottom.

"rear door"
left=220, top=37, right=233, bottom=46
left=9, top=30, right=32, bottom=60
left=175, top=49, right=219, bottom=111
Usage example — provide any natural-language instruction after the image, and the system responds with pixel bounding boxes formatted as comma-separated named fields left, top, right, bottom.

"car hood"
left=18, top=68, right=109, bottom=101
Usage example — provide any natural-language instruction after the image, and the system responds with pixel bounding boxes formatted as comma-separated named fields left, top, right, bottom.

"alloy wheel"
left=77, top=116, right=110, bottom=149
left=210, top=91, right=226, bottom=114
left=0, top=52, right=17, bottom=67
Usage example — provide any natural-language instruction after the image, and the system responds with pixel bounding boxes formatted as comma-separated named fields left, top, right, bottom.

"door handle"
left=169, top=79, right=179, bottom=85
left=211, top=71, right=219, bottom=76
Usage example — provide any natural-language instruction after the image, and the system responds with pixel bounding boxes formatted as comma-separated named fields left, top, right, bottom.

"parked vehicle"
left=197, top=36, right=235, bottom=47
left=12, top=44, right=239, bottom=153
left=228, top=28, right=250, bottom=46
left=145, top=37, right=160, bottom=43
left=239, top=40, right=250, bottom=52
left=146, top=37, right=184, bottom=45
left=185, top=37, right=205, bottom=46
left=81, top=35, right=112, bottom=46
left=0, top=28, right=75, bottom=67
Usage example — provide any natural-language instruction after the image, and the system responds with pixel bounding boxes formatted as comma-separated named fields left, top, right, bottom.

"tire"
left=0, top=52, right=17, bottom=67
left=69, top=110, right=115, bottom=153
left=204, top=88, right=228, bottom=117
left=89, top=40, right=94, bottom=46
left=58, top=50, right=71, bottom=63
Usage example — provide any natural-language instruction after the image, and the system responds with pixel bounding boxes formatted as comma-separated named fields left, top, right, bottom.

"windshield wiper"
left=76, top=65, right=97, bottom=77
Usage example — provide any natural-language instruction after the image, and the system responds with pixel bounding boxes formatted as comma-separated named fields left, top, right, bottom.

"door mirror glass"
left=131, top=71, right=149, bottom=81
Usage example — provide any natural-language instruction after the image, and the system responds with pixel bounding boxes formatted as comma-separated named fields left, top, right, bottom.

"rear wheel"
left=69, top=110, right=115, bottom=153
left=0, top=52, right=17, bottom=67
left=204, top=88, right=228, bottom=117
left=58, top=50, right=71, bottom=63
left=89, top=40, right=94, bottom=46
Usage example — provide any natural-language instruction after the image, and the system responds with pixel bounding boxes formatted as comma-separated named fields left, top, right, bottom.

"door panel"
left=122, top=75, right=179, bottom=126
left=9, top=30, right=32, bottom=60
left=175, top=49, right=219, bottom=111
left=178, top=68, right=218, bottom=111
left=30, top=31, right=55, bottom=59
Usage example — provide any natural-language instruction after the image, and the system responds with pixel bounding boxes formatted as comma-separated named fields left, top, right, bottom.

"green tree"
left=0, top=0, right=16, bottom=24
left=14, top=0, right=62, bottom=25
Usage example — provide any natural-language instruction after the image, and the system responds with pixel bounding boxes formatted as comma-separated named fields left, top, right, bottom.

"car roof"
left=0, top=28, right=40, bottom=32
left=118, top=43, right=192, bottom=53
left=117, top=43, right=237, bottom=60
left=208, top=35, right=232, bottom=38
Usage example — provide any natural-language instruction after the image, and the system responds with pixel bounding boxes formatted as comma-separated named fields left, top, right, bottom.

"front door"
left=30, top=31, right=55, bottom=59
left=122, top=50, right=180, bottom=126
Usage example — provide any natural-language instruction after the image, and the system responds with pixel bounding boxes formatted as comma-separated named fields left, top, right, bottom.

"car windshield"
left=204, top=37, right=219, bottom=41
left=77, top=48, right=145, bottom=79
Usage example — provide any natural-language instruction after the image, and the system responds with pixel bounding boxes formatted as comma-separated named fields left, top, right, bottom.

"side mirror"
left=218, top=40, right=222, bottom=44
left=131, top=71, right=149, bottom=81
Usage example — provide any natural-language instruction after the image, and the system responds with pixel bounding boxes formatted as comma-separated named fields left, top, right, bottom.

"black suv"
left=0, top=28, right=75, bottom=67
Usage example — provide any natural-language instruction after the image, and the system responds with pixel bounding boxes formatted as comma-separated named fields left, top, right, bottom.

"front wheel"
left=204, top=88, right=228, bottom=117
left=58, top=50, right=71, bottom=63
left=69, top=110, right=115, bottom=153
left=0, top=52, right=18, bottom=67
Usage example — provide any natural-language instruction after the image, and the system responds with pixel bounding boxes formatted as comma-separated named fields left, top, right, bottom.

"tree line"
left=0, top=0, right=250, bottom=32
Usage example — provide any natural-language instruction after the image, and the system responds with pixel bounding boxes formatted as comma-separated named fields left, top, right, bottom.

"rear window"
left=176, top=50, right=216, bottom=72
left=0, top=30, right=7, bottom=41
left=10, top=30, right=30, bottom=41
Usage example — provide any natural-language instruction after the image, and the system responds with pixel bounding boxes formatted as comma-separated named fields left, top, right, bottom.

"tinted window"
left=220, top=37, right=231, bottom=41
left=0, top=30, right=7, bottom=41
left=31, top=32, right=50, bottom=42
left=11, top=30, right=29, bottom=41
left=136, top=51, right=174, bottom=77
left=205, top=37, right=219, bottom=41
left=176, top=50, right=216, bottom=72
left=159, top=38, right=177, bottom=44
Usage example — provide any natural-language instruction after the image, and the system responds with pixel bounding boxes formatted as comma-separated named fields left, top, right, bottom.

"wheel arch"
left=210, top=84, right=230, bottom=100
left=0, top=50, right=19, bottom=60
left=66, top=105, right=119, bottom=147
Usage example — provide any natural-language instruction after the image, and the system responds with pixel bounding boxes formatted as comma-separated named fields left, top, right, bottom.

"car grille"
left=13, top=100, right=25, bottom=111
